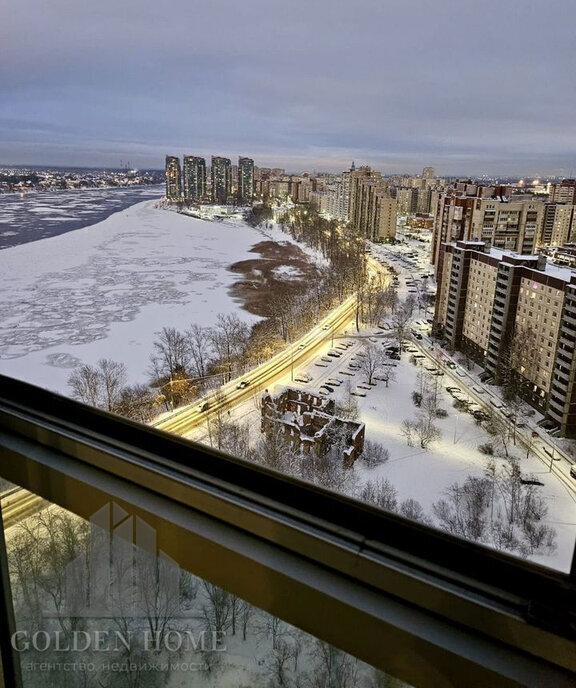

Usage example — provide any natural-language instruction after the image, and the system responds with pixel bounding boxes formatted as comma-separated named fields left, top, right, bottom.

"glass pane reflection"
left=1, top=485, right=411, bottom=688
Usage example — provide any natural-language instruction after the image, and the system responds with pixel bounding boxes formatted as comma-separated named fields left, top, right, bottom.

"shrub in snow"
left=478, top=443, right=495, bottom=455
left=435, top=408, right=448, bottom=418
left=361, top=441, right=390, bottom=468
left=411, top=391, right=423, bottom=407
left=358, top=478, right=398, bottom=512
left=399, top=498, right=431, bottom=525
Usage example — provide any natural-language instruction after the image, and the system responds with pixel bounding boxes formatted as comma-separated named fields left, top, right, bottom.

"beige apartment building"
left=550, top=179, right=576, bottom=204
left=542, top=203, right=576, bottom=245
left=433, top=193, right=551, bottom=272
left=435, top=240, right=576, bottom=436
left=349, top=166, right=397, bottom=241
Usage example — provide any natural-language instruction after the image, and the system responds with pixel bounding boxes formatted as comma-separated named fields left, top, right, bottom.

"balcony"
left=0, top=376, right=575, bottom=688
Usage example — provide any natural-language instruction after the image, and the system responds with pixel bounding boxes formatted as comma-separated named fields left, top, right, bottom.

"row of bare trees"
left=8, top=503, right=405, bottom=688
left=433, top=458, right=556, bottom=556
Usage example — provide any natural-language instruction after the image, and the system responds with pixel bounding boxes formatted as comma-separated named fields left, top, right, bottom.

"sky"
left=2, top=0, right=575, bottom=176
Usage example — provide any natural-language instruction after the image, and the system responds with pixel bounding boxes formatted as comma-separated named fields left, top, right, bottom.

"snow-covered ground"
left=0, top=200, right=310, bottom=393
left=190, top=324, right=576, bottom=573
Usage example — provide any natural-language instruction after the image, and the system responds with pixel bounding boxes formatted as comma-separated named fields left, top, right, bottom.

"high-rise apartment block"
left=432, top=194, right=546, bottom=271
left=422, top=166, right=436, bottom=180
left=349, top=166, right=397, bottom=241
left=183, top=156, right=206, bottom=202
left=211, top=156, right=232, bottom=204
left=435, top=240, right=576, bottom=436
left=550, top=179, right=576, bottom=204
left=165, top=155, right=182, bottom=200
left=237, top=157, right=254, bottom=204
left=542, top=203, right=576, bottom=246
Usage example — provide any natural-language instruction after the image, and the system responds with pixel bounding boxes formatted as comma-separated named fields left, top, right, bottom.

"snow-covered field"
left=0, top=201, right=304, bottom=393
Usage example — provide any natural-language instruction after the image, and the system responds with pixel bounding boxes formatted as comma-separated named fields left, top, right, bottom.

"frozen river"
left=0, top=185, right=163, bottom=249
left=0, top=199, right=304, bottom=393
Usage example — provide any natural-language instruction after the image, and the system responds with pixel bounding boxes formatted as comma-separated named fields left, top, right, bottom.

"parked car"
left=520, top=476, right=545, bottom=486
left=473, top=410, right=491, bottom=421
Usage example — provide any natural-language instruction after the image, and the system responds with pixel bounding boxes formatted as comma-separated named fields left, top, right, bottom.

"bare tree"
left=358, top=478, right=398, bottom=512
left=433, top=476, right=491, bottom=541
left=307, top=639, right=360, bottom=688
left=200, top=580, right=234, bottom=636
left=379, top=365, right=397, bottom=388
left=400, top=419, right=416, bottom=446
left=68, top=358, right=127, bottom=413
left=484, top=413, right=512, bottom=458
left=265, top=638, right=294, bottom=687
left=98, top=358, right=127, bottom=412
left=209, top=313, right=250, bottom=382
left=412, top=417, right=442, bottom=449
left=391, top=301, right=413, bottom=351
left=150, top=326, right=191, bottom=382
left=399, top=498, right=431, bottom=525
left=67, top=363, right=101, bottom=407
left=116, top=384, right=157, bottom=422
left=334, top=378, right=360, bottom=420
left=358, top=342, right=385, bottom=385
left=502, top=324, right=539, bottom=399
left=187, top=323, right=212, bottom=378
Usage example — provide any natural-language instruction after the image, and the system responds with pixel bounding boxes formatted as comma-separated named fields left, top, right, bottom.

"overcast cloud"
left=2, top=0, right=575, bottom=175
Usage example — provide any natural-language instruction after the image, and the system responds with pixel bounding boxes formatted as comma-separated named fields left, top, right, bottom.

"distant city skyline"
left=2, top=1, right=575, bottom=176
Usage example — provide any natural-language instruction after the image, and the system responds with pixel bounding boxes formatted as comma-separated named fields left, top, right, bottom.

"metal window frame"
left=0, top=375, right=574, bottom=687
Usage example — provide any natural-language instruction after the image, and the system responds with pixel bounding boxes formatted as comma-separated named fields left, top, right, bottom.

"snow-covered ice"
left=0, top=201, right=305, bottom=393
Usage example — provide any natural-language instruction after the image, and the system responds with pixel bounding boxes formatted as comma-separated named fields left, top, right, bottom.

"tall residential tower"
left=165, top=155, right=182, bottom=201
left=183, top=156, right=207, bottom=202
left=211, top=156, right=232, bottom=204
left=237, top=157, right=254, bottom=204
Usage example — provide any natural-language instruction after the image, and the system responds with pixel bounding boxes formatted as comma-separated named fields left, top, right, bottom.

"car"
left=320, top=385, right=334, bottom=393
left=198, top=402, right=210, bottom=412
left=446, top=386, right=461, bottom=393
left=473, top=410, right=491, bottom=421
left=322, top=324, right=330, bottom=330
left=570, top=465, right=576, bottom=480
left=327, top=351, right=341, bottom=358
left=520, top=476, right=545, bottom=487
left=236, top=380, right=250, bottom=389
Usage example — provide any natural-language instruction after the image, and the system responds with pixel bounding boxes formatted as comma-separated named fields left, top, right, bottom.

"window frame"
left=0, top=375, right=575, bottom=688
